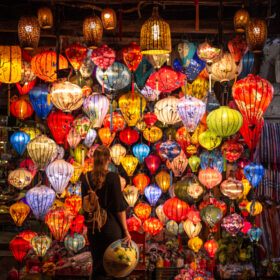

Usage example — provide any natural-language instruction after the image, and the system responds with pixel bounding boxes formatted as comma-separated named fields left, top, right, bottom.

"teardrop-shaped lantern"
left=158, top=140, right=181, bottom=161
left=8, top=168, right=33, bottom=190
left=110, top=144, right=127, bottom=165
left=155, top=170, right=171, bottom=193
left=64, top=233, right=86, bottom=253
left=144, top=184, right=162, bottom=206
left=123, top=185, right=139, bottom=207
left=10, top=236, right=30, bottom=263
left=145, top=154, right=161, bottom=175
left=121, top=155, right=139, bottom=177
left=133, top=173, right=150, bottom=194
left=31, top=235, right=52, bottom=257
left=166, top=151, right=188, bottom=177
left=132, top=143, right=150, bottom=163
left=143, top=126, right=163, bottom=143
left=67, top=128, right=81, bottom=149
left=98, top=127, right=116, bottom=147
left=198, top=168, right=222, bottom=189
left=183, top=219, right=202, bottom=238
left=9, top=201, right=30, bottom=226
left=10, top=131, right=30, bottom=156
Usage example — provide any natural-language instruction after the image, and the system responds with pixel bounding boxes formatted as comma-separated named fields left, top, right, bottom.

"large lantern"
left=37, top=7, right=53, bottom=29
left=119, top=127, right=139, bottom=146
left=145, top=154, right=161, bottom=175
left=132, top=143, right=150, bottom=163
left=144, top=184, right=162, bottom=206
left=200, top=205, right=223, bottom=228
left=198, top=168, right=222, bottom=190
left=10, top=97, right=34, bottom=120
left=121, top=155, right=138, bottom=177
left=9, top=201, right=30, bottom=227
left=134, top=202, right=151, bottom=221
left=10, top=236, right=30, bottom=263
left=140, top=7, right=171, bottom=55
left=101, top=8, right=117, bottom=30
left=46, top=159, right=74, bottom=194
left=183, top=219, right=202, bottom=238
left=119, top=91, right=146, bottom=126
left=110, top=144, right=127, bottom=165
left=177, top=96, right=206, bottom=132
left=98, top=127, right=115, bottom=147
left=182, top=77, right=208, bottom=100
left=64, top=233, right=86, bottom=253
left=31, top=235, right=52, bottom=257
left=154, top=96, right=181, bottom=125
left=26, top=185, right=56, bottom=220
left=123, top=185, right=139, bottom=207
left=31, top=51, right=68, bottom=83
left=166, top=151, right=188, bottom=177
left=10, top=131, right=30, bottom=156
left=143, top=217, right=163, bottom=236
left=133, top=173, right=150, bottom=194
left=155, top=170, right=171, bottom=193
left=45, top=207, right=74, bottom=241
left=50, top=81, right=84, bottom=112
left=234, top=8, right=250, bottom=33
left=8, top=168, right=33, bottom=190
left=83, top=16, right=103, bottom=49
left=18, top=16, right=40, bottom=50
left=143, top=126, right=163, bottom=143
left=163, top=198, right=190, bottom=222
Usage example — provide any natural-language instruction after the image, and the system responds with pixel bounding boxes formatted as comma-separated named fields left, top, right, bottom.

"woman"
left=81, top=145, right=131, bottom=279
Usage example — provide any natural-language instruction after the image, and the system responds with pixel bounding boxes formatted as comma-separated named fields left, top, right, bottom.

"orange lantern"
left=134, top=202, right=151, bottom=222
left=103, top=112, right=126, bottom=132
left=155, top=170, right=171, bottom=193
left=9, top=201, right=30, bottom=227
left=198, top=168, right=222, bottom=189
left=18, top=230, right=37, bottom=244
left=83, top=157, right=94, bottom=174
left=163, top=197, right=190, bottom=222
left=234, top=8, right=250, bottom=33
left=204, top=239, right=219, bottom=258
left=133, top=173, right=150, bottom=194
left=143, top=217, right=163, bottom=236
left=166, top=151, right=188, bottom=177
left=10, top=96, right=33, bottom=120
left=65, top=195, right=82, bottom=215
left=122, top=42, right=143, bottom=72
left=98, top=127, right=116, bottom=147
left=143, top=126, right=163, bottom=143
left=65, top=43, right=87, bottom=71
left=101, top=8, right=117, bottom=30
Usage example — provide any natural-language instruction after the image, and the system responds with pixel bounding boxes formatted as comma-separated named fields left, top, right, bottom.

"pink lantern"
left=91, top=44, right=116, bottom=71
left=166, top=151, right=188, bottom=177
left=198, top=168, right=222, bottom=189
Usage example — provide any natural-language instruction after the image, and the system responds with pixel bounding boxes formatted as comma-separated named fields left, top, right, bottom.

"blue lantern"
left=200, top=150, right=224, bottom=173
left=144, top=184, right=162, bottom=206
left=238, top=51, right=254, bottom=79
left=177, top=40, right=196, bottom=67
left=26, top=185, right=55, bottom=220
left=244, top=163, right=265, bottom=188
left=64, top=233, right=86, bottom=253
left=10, top=131, right=30, bottom=156
left=248, top=227, right=263, bottom=242
left=132, top=143, right=150, bottom=163
left=135, top=58, right=154, bottom=88
left=29, top=85, right=53, bottom=119
left=159, top=140, right=181, bottom=161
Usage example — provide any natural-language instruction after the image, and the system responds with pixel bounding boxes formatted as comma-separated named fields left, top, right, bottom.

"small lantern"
left=143, top=126, right=163, bottom=143
left=132, top=143, right=150, bottom=163
left=67, top=128, right=81, bottom=149
left=143, top=217, right=163, bottom=236
left=155, top=170, right=171, bottom=193
left=8, top=168, right=33, bottom=190
left=10, top=97, right=34, bottom=120
left=10, top=131, right=30, bottom=156
left=134, top=202, right=151, bottom=221
left=31, top=235, right=52, bottom=257
left=119, top=127, right=139, bottom=146
left=18, top=230, right=37, bottom=244
left=144, top=184, right=162, bottom=206
left=183, top=219, right=202, bottom=238
left=103, top=112, right=126, bottom=132
left=166, top=151, right=188, bottom=177
left=163, top=197, right=189, bottom=222
left=70, top=214, right=85, bottom=234
left=98, top=127, right=116, bottom=147
left=37, top=7, right=53, bottom=29
left=101, top=8, right=117, bottom=30
left=145, top=154, right=161, bottom=175
left=198, top=168, right=222, bottom=190
left=73, top=115, right=91, bottom=139
left=246, top=201, right=263, bottom=216
left=72, top=144, right=88, bottom=165
left=127, top=217, right=142, bottom=232
left=110, top=144, right=127, bottom=166
left=9, top=201, right=30, bottom=227
left=155, top=204, right=169, bottom=224
left=123, top=185, right=139, bottom=207
left=10, top=236, right=30, bottom=263
left=222, top=213, right=244, bottom=236
left=200, top=205, right=223, bottom=228
left=70, top=161, right=83, bottom=184
left=188, top=237, right=203, bottom=253
left=133, top=173, right=150, bottom=194
left=220, top=177, right=243, bottom=200
left=83, top=16, right=103, bottom=49
left=204, top=239, right=219, bottom=258
left=234, top=8, right=250, bottom=33
left=121, top=155, right=138, bottom=177
left=64, top=233, right=86, bottom=253
left=18, top=16, right=40, bottom=50
left=189, top=155, right=200, bottom=173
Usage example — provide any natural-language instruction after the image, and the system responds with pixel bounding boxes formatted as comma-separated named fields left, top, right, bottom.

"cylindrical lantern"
left=134, top=202, right=151, bottom=221
left=155, top=170, right=171, bottom=193
left=101, top=8, right=117, bottom=30
left=37, top=7, right=53, bottom=29
left=8, top=168, right=33, bottom=190
left=31, top=235, right=52, bottom=257
left=234, top=8, right=250, bottom=33
left=143, top=217, right=163, bottom=236
left=10, top=236, right=30, bottom=263
left=83, top=16, right=103, bottom=49
left=123, top=185, right=139, bottom=207
left=64, top=233, right=86, bottom=253
left=9, top=201, right=30, bottom=227
left=121, top=155, right=138, bottom=177
left=18, top=16, right=40, bottom=50
left=144, top=184, right=162, bottom=206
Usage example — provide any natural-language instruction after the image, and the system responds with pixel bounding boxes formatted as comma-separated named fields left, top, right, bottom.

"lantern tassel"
left=195, top=0, right=199, bottom=31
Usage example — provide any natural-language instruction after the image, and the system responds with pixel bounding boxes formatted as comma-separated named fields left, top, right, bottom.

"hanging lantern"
left=234, top=8, right=250, bottom=33
left=103, top=112, right=126, bottom=133
left=188, top=237, right=203, bottom=253
left=8, top=168, right=33, bottom=190
left=67, top=128, right=81, bottom=149
left=110, top=144, right=126, bottom=166
left=26, top=185, right=55, bottom=220
left=133, top=173, right=150, bottom=194
left=119, top=127, right=139, bottom=146
left=204, top=239, right=219, bottom=258
left=83, top=16, right=103, bottom=49
left=16, top=60, right=36, bottom=95
left=159, top=140, right=181, bottom=161
left=65, top=195, right=82, bottom=215
left=20, top=126, right=41, bottom=141
left=84, top=128, right=97, bottom=148
left=121, top=155, right=138, bottom=177
left=18, top=16, right=40, bottom=50
left=18, top=230, right=37, bottom=244
left=144, top=184, right=162, bottom=206
left=246, top=18, right=267, bottom=53
left=228, top=35, right=248, bottom=64
left=163, top=198, right=190, bottom=222
left=72, top=144, right=88, bottom=165
left=65, top=43, right=87, bottom=72
left=183, top=219, right=202, bottom=239
left=177, top=96, right=206, bottom=132
left=175, top=126, right=191, bottom=151
left=222, top=213, right=244, bottom=236
left=31, top=51, right=68, bottom=82
left=70, top=214, right=85, bottom=234
left=239, top=51, right=254, bottom=79
left=197, top=41, right=222, bottom=64
left=98, top=127, right=115, bottom=147
left=119, top=91, right=146, bottom=126
left=198, top=168, right=222, bottom=190
left=246, top=201, right=263, bottom=216
left=101, top=8, right=117, bottom=30
left=143, top=217, right=163, bottom=236
left=132, top=143, right=150, bottom=163
left=9, top=201, right=30, bottom=227
left=187, top=209, right=201, bottom=224
left=64, top=233, right=86, bottom=253
left=19, top=158, right=37, bottom=177
left=198, top=130, right=222, bottom=150
left=10, top=97, right=34, bottom=120
left=0, top=46, right=21, bottom=84
left=31, top=235, right=52, bottom=257
left=244, top=163, right=264, bottom=188
left=143, top=126, right=163, bottom=143
left=145, top=154, right=161, bottom=175
left=143, top=112, right=157, bottom=127
left=122, top=42, right=142, bottom=72
left=155, top=170, right=170, bottom=193
left=189, top=155, right=200, bottom=172
left=70, top=161, right=83, bottom=184
left=156, top=204, right=169, bottom=224
left=134, top=202, right=151, bottom=221
left=83, top=93, right=109, bottom=127
left=221, top=140, right=244, bottom=162
left=166, top=151, right=188, bottom=177
left=127, top=217, right=142, bottom=232
left=182, top=77, right=208, bottom=100
left=10, top=131, right=30, bottom=156
left=141, top=85, right=160, bottom=101
left=29, top=85, right=53, bottom=119
left=10, top=236, right=30, bottom=263
left=248, top=227, right=263, bottom=242
left=73, top=115, right=91, bottom=139
left=166, top=220, right=180, bottom=235
left=37, top=7, right=53, bottom=29
left=200, top=150, right=224, bottom=173
left=91, top=44, right=115, bottom=71
left=154, top=96, right=181, bottom=125
left=123, top=185, right=139, bottom=207
left=140, top=7, right=171, bottom=55
left=200, top=205, right=223, bottom=228
left=177, top=40, right=196, bottom=67
left=220, top=177, right=243, bottom=199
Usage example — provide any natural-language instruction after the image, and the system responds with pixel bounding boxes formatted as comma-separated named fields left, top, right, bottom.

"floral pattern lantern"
left=198, top=168, right=222, bottom=190
left=163, top=198, right=190, bottom=222
left=10, top=236, right=30, bottom=263
left=143, top=217, right=163, bottom=236
left=133, top=173, right=150, bottom=194
left=166, top=151, right=188, bottom=177
left=182, top=77, right=208, bottom=100
left=140, top=86, right=159, bottom=101
left=155, top=170, right=171, bottom=193
left=110, top=144, right=127, bottom=165
left=145, top=154, right=161, bottom=175
left=10, top=131, right=30, bottom=156
left=65, top=43, right=87, bottom=71
left=121, top=155, right=139, bottom=177
left=122, top=42, right=143, bottom=72
left=134, top=202, right=151, bottom=221
left=200, top=205, right=223, bottom=228
left=144, top=184, right=162, bottom=206
left=98, top=127, right=116, bottom=147
left=73, top=115, right=91, bottom=139
left=222, top=213, right=244, bottom=236
left=70, top=214, right=85, bottom=234
left=8, top=168, right=33, bottom=190
left=132, top=143, right=150, bottom=163
left=221, top=140, right=244, bottom=162
left=31, top=235, right=52, bottom=257
left=183, top=219, right=202, bottom=238
left=159, top=140, right=181, bottom=161
left=9, top=201, right=30, bottom=227
left=91, top=44, right=115, bottom=71
left=64, top=233, right=86, bottom=253
left=10, top=97, right=34, bottom=120
left=123, top=185, right=139, bottom=207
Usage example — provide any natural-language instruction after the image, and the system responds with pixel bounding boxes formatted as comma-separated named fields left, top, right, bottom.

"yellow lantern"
left=155, top=170, right=171, bottom=193
left=37, top=7, right=53, bottom=29
left=143, top=126, right=163, bottom=143
left=191, top=123, right=207, bottom=145
left=8, top=168, right=33, bottom=190
left=182, top=77, right=209, bottom=100
left=140, top=7, right=171, bottom=55
left=136, top=120, right=147, bottom=132
left=121, top=155, right=138, bottom=177
left=110, top=144, right=126, bottom=166
left=20, top=127, right=42, bottom=140
left=240, top=179, right=251, bottom=199
left=206, top=106, right=243, bottom=137
left=31, top=235, right=52, bottom=258
left=98, top=127, right=115, bottom=147
left=188, top=155, right=201, bottom=172
left=198, top=130, right=222, bottom=150
left=183, top=219, right=202, bottom=239
left=123, top=185, right=139, bottom=207
left=234, top=8, right=250, bottom=33
left=83, top=16, right=103, bottom=49
left=0, top=46, right=21, bottom=84
left=70, top=161, right=83, bottom=184
left=119, top=92, right=146, bottom=126
left=188, top=236, right=203, bottom=253
left=73, top=144, right=88, bottom=165
left=9, top=201, right=30, bottom=226
left=246, top=201, right=263, bottom=216
left=101, top=8, right=117, bottom=30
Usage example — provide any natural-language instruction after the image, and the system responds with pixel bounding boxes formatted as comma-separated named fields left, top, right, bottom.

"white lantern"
left=183, top=219, right=202, bottom=238
left=110, top=144, right=127, bottom=165
left=156, top=204, right=169, bottom=224
left=123, top=185, right=139, bottom=207
left=8, top=168, right=33, bottom=190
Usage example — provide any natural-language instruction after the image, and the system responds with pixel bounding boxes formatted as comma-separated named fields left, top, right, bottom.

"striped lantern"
left=8, top=168, right=33, bottom=190
left=64, top=233, right=86, bottom=253
left=144, top=184, right=162, bottom=206
left=123, top=185, right=139, bottom=207
left=31, top=235, right=52, bottom=257
left=132, top=143, right=150, bottom=163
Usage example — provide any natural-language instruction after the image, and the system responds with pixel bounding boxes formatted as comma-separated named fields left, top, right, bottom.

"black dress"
left=81, top=171, right=128, bottom=279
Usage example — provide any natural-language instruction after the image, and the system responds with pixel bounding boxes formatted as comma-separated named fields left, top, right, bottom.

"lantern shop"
left=0, top=1, right=280, bottom=280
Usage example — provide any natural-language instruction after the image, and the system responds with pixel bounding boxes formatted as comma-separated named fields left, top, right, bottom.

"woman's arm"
left=117, top=211, right=131, bottom=244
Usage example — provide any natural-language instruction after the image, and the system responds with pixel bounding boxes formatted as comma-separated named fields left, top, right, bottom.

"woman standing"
left=81, top=145, right=131, bottom=280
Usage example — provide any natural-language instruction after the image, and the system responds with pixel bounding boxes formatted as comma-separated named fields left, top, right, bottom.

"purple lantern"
left=144, top=184, right=162, bottom=206
left=222, top=213, right=244, bottom=236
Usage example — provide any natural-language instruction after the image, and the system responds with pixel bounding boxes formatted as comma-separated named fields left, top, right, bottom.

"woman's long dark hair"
left=92, top=145, right=111, bottom=190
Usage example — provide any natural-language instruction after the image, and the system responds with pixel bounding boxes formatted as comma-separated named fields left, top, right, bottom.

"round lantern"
left=143, top=112, right=157, bottom=128
left=37, top=7, right=53, bottom=29
left=246, top=18, right=267, bottom=53
left=158, top=140, right=181, bottom=161
left=45, top=207, right=74, bottom=241
left=31, top=235, right=52, bottom=257
left=103, top=112, right=126, bottom=133
left=163, top=198, right=189, bottom=222
left=31, top=51, right=68, bottom=82
left=132, top=143, right=150, bottom=163
left=234, top=8, right=250, bottom=33
left=91, top=44, right=115, bottom=71
left=134, top=202, right=151, bottom=221
left=119, top=127, right=139, bottom=146
left=246, top=201, right=263, bottom=216
left=18, top=16, right=40, bottom=50
left=204, top=239, right=219, bottom=258
left=198, top=168, right=222, bottom=190
left=83, top=16, right=103, bottom=49
left=8, top=168, right=33, bottom=190
left=154, top=96, right=181, bottom=125
left=64, top=233, right=86, bottom=253
left=119, top=92, right=146, bottom=126
left=26, top=185, right=56, bottom=220
left=143, top=218, right=163, bottom=236
left=143, top=126, right=163, bottom=143
left=220, top=178, right=243, bottom=200
left=10, top=236, right=30, bottom=263
left=177, top=96, right=206, bottom=132
left=166, top=151, right=188, bottom=177
left=141, top=86, right=159, bottom=101
left=200, top=150, right=224, bottom=173
left=133, top=173, right=150, bottom=194
left=183, top=77, right=209, bottom=100
left=98, top=127, right=115, bottom=147
left=110, top=144, right=127, bottom=165
left=101, top=8, right=117, bottom=30
left=187, top=208, right=201, bottom=224
left=188, top=237, right=203, bottom=253
left=83, top=93, right=109, bottom=127
left=156, top=204, right=169, bottom=224
left=198, top=130, right=222, bottom=150
left=155, top=170, right=171, bottom=193
left=0, top=46, right=21, bottom=84
left=183, top=219, right=202, bottom=239
left=144, top=184, right=162, bottom=206
left=127, top=217, right=142, bottom=232
left=10, top=131, right=30, bottom=156
left=189, top=155, right=200, bottom=172
left=123, top=185, right=139, bottom=207
left=222, top=213, right=244, bottom=236
left=221, top=140, right=244, bottom=162
left=16, top=60, right=36, bottom=95
left=18, top=230, right=37, bottom=244
left=29, top=85, right=53, bottom=119
left=67, top=128, right=81, bottom=149
left=197, top=41, right=222, bottom=64
left=145, top=154, right=161, bottom=175
left=244, top=162, right=265, bottom=188
left=121, top=155, right=139, bottom=177
left=10, top=97, right=33, bottom=120
left=9, top=201, right=30, bottom=227
left=200, top=205, right=223, bottom=228
left=50, top=81, right=83, bottom=112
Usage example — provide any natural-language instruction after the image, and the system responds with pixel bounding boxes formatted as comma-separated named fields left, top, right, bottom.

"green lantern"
left=188, top=155, right=201, bottom=172
left=71, top=144, right=88, bottom=165
left=200, top=205, right=223, bottom=228
left=206, top=106, right=243, bottom=137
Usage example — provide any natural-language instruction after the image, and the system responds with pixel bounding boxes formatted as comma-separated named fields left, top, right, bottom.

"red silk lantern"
left=65, top=195, right=82, bottom=215
left=10, top=236, right=30, bottom=263
left=65, top=43, right=87, bottom=71
left=134, top=202, right=151, bottom=222
left=163, top=198, right=190, bottom=222
left=227, top=35, right=247, bottom=64
left=16, top=79, right=36, bottom=95
left=221, top=140, right=244, bottom=162
left=10, top=96, right=34, bottom=120
left=98, top=127, right=116, bottom=147
left=119, top=127, right=139, bottom=146
left=91, top=44, right=116, bottom=71
left=18, top=230, right=37, bottom=244
left=198, top=168, right=222, bottom=189
left=143, top=112, right=158, bottom=127
left=145, top=154, right=161, bottom=175
left=187, top=208, right=201, bottom=224
left=133, top=173, right=150, bottom=194
left=127, top=216, right=142, bottom=232
left=143, top=217, right=163, bottom=236
left=122, top=42, right=142, bottom=72
left=103, top=112, right=126, bottom=132
left=204, top=239, right=219, bottom=258
left=19, top=158, right=37, bottom=177
left=47, top=110, right=74, bottom=145
left=70, top=214, right=85, bottom=234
